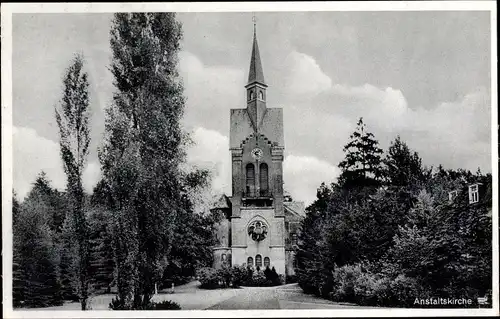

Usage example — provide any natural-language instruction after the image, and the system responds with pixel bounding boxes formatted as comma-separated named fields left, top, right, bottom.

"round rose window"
left=248, top=220, right=268, bottom=242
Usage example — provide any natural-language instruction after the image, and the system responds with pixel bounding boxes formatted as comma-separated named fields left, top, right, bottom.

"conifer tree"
left=55, top=53, right=91, bottom=310
left=13, top=174, right=63, bottom=308
left=338, top=118, right=384, bottom=189
left=12, top=191, right=23, bottom=307
left=384, top=135, right=429, bottom=192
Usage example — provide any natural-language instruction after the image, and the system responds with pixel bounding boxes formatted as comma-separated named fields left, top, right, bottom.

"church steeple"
left=247, top=22, right=266, bottom=87
left=246, top=16, right=267, bottom=133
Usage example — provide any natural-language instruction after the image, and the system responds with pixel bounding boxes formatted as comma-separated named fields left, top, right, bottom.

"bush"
left=297, top=269, right=320, bottom=295
left=251, top=270, right=269, bottom=286
left=197, top=267, right=221, bottom=289
left=108, top=296, right=126, bottom=310
left=386, top=274, right=424, bottom=307
left=230, top=265, right=247, bottom=287
left=330, top=262, right=392, bottom=306
left=330, top=264, right=362, bottom=303
left=109, top=297, right=181, bottom=310
left=329, top=262, right=432, bottom=307
left=197, top=265, right=285, bottom=288
left=150, top=300, right=181, bottom=310
left=286, top=274, right=297, bottom=283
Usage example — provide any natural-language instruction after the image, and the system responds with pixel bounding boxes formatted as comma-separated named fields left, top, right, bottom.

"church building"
left=211, top=25, right=305, bottom=278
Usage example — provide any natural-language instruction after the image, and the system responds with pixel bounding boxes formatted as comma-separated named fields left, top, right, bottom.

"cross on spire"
left=252, top=13, right=257, bottom=35
left=247, top=13, right=265, bottom=86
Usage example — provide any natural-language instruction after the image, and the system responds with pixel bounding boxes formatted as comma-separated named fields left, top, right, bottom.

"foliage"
left=99, top=12, right=186, bottom=309
left=330, top=262, right=428, bottom=307
left=296, top=183, right=332, bottom=295
left=196, top=265, right=284, bottom=289
left=12, top=175, right=63, bottom=308
left=383, top=135, right=430, bottom=192
left=109, top=298, right=181, bottom=310
left=251, top=269, right=268, bottom=286
left=295, top=127, right=493, bottom=308
left=162, top=169, right=218, bottom=288
left=338, top=117, right=384, bottom=189
left=87, top=206, right=115, bottom=294
left=58, top=215, right=80, bottom=301
left=149, top=300, right=182, bottom=310
left=197, top=267, right=221, bottom=289
left=55, top=53, right=92, bottom=310
left=229, top=265, right=248, bottom=287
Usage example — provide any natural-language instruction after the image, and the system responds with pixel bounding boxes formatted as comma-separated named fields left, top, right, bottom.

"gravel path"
left=29, top=281, right=367, bottom=310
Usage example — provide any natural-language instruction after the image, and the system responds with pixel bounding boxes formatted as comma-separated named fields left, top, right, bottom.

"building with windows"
left=210, top=26, right=305, bottom=277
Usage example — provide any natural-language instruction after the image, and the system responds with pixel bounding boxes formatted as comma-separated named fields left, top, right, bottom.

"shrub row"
left=109, top=298, right=181, bottom=310
left=301, top=261, right=489, bottom=308
left=197, top=265, right=284, bottom=289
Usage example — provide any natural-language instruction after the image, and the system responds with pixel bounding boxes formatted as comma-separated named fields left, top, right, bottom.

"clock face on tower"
left=251, top=148, right=263, bottom=160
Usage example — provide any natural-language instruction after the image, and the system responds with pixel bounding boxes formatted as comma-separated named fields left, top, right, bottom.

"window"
left=469, top=184, right=479, bottom=204
left=246, top=163, right=255, bottom=197
left=248, top=220, right=268, bottom=242
left=221, top=254, right=226, bottom=262
left=258, top=90, right=264, bottom=100
left=247, top=257, right=253, bottom=267
left=448, top=190, right=458, bottom=203
left=291, top=233, right=298, bottom=246
left=255, top=254, right=262, bottom=268
left=264, top=257, right=270, bottom=268
left=259, top=163, right=269, bottom=195
left=249, top=90, right=255, bottom=100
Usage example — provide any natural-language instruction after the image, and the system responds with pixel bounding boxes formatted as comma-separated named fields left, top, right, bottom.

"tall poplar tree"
left=99, top=13, right=186, bottom=309
left=55, top=53, right=91, bottom=310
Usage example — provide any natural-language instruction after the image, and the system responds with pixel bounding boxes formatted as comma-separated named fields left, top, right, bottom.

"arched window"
left=247, top=257, right=254, bottom=267
left=264, top=257, right=270, bottom=268
left=259, top=163, right=269, bottom=195
left=255, top=254, right=262, bottom=268
left=246, top=163, right=255, bottom=197
left=258, top=90, right=264, bottom=100
left=221, top=254, right=226, bottom=262
left=249, top=90, right=255, bottom=100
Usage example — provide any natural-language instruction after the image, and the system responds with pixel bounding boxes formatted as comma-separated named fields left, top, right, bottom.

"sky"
left=12, top=11, right=492, bottom=205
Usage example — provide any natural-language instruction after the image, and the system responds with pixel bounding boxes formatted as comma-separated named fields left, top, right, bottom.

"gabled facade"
left=211, top=26, right=304, bottom=278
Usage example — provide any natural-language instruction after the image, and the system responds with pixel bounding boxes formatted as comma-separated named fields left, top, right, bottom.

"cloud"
left=284, top=155, right=340, bottom=206
left=281, top=50, right=491, bottom=174
left=82, top=161, right=102, bottom=194
left=185, top=127, right=231, bottom=195
left=179, top=51, right=245, bottom=134
left=185, top=126, right=340, bottom=206
left=284, top=51, right=332, bottom=96
left=13, top=126, right=101, bottom=200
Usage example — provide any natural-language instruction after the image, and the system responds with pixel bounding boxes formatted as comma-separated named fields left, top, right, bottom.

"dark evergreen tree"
left=295, top=183, right=332, bottom=295
left=55, top=53, right=92, bottom=310
left=87, top=206, right=115, bottom=294
left=13, top=174, right=63, bottom=308
left=338, top=118, right=384, bottom=189
left=12, top=191, right=23, bottom=307
left=58, top=216, right=79, bottom=301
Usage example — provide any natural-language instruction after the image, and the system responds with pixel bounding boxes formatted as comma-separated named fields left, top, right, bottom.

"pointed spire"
left=247, top=16, right=266, bottom=86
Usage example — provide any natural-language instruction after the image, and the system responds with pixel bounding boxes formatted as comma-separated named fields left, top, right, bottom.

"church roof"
left=247, top=28, right=266, bottom=86
left=211, top=194, right=231, bottom=210
left=230, top=108, right=283, bottom=148
left=284, top=201, right=306, bottom=218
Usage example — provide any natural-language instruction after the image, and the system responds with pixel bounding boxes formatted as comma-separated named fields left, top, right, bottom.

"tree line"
left=295, top=118, right=493, bottom=307
left=12, top=13, right=219, bottom=310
